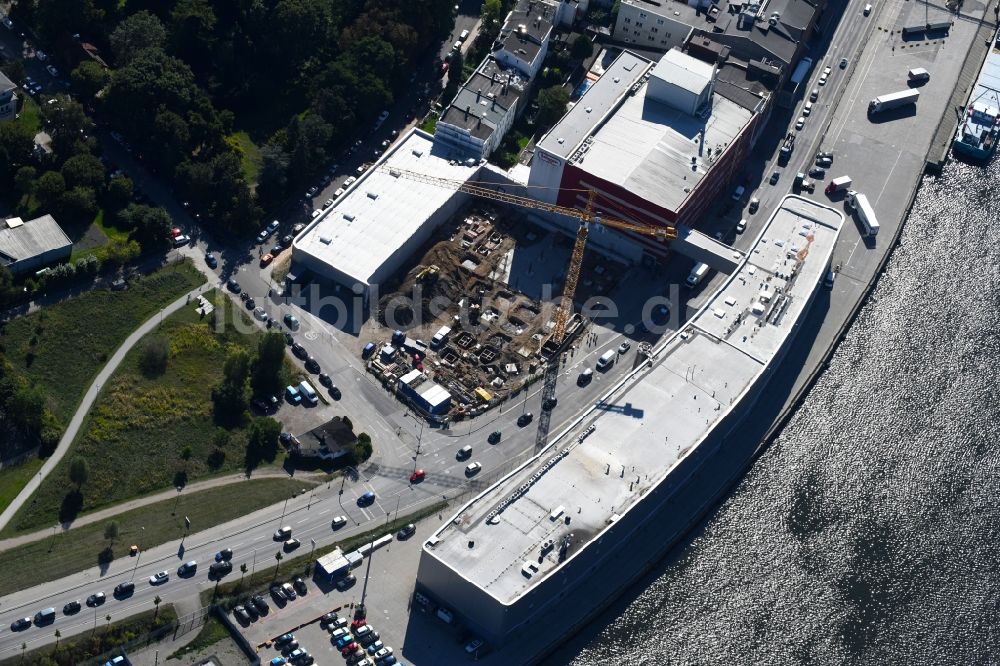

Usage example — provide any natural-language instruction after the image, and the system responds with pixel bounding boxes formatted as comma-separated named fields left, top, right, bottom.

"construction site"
left=361, top=202, right=626, bottom=418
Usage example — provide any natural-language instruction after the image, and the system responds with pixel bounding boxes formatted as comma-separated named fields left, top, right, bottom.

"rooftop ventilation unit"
left=411, top=149, right=423, bottom=157
left=389, top=168, right=401, bottom=178
left=343, top=213, right=355, bottom=221
left=367, top=191, right=378, bottom=200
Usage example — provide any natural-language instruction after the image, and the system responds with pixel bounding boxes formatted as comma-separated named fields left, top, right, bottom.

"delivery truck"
left=824, top=175, right=852, bottom=195
left=868, top=89, right=919, bottom=114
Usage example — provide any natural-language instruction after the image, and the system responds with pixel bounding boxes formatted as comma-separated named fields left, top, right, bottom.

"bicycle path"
left=0, top=283, right=209, bottom=533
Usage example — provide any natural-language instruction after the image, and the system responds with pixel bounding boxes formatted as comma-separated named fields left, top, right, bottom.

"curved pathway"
left=0, top=283, right=208, bottom=532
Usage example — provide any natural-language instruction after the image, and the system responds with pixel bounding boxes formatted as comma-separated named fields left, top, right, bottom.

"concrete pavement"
left=0, top=282, right=208, bottom=533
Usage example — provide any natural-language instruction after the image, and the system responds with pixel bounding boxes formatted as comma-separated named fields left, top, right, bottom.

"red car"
left=341, top=642, right=358, bottom=656
left=409, top=469, right=425, bottom=483
left=170, top=227, right=182, bottom=238
left=351, top=618, right=366, bottom=630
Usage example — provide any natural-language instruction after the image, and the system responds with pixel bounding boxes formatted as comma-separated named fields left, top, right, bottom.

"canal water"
left=562, top=160, right=1000, bottom=664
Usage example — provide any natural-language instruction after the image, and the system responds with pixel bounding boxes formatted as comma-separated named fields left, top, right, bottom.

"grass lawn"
left=419, top=112, right=438, bottom=134
left=16, top=95, right=43, bottom=134
left=0, top=477, right=315, bottom=596
left=7, top=288, right=293, bottom=533
left=227, top=131, right=263, bottom=185
left=0, top=260, right=204, bottom=429
left=0, top=606, right=177, bottom=666
left=0, top=457, right=43, bottom=513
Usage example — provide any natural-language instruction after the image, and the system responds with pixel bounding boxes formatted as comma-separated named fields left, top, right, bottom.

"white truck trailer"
left=847, top=190, right=880, bottom=236
left=868, top=89, right=919, bottom=114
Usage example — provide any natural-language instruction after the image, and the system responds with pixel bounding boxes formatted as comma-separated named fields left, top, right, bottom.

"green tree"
left=58, top=186, right=99, bottom=224
left=104, top=237, right=141, bottom=267
left=44, top=96, right=91, bottom=157
left=480, top=0, right=504, bottom=35
left=138, top=336, right=169, bottom=376
left=70, top=61, right=110, bottom=100
left=274, top=551, right=283, bottom=576
left=105, top=175, right=134, bottom=212
left=35, top=171, right=66, bottom=208
left=537, top=85, right=571, bottom=127
left=245, top=416, right=281, bottom=469
left=14, top=166, right=37, bottom=196
left=118, top=204, right=172, bottom=249
left=153, top=595, right=162, bottom=621
left=571, top=34, right=594, bottom=61
left=239, top=562, right=248, bottom=586
left=104, top=520, right=120, bottom=544
left=69, top=457, right=90, bottom=489
left=61, top=154, right=106, bottom=190
left=110, top=10, right=167, bottom=63
left=251, top=331, right=287, bottom=397
left=443, top=50, right=464, bottom=104
left=213, top=348, right=251, bottom=422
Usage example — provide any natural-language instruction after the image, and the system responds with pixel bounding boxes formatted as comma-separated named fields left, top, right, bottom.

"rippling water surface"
left=564, top=160, right=1000, bottom=665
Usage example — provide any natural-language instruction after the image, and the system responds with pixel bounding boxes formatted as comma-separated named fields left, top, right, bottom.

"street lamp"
left=278, top=495, right=291, bottom=525
left=171, top=486, right=182, bottom=516
left=131, top=526, right=145, bottom=580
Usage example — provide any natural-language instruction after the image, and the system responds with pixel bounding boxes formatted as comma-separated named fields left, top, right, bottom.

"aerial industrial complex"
left=415, top=195, right=843, bottom=644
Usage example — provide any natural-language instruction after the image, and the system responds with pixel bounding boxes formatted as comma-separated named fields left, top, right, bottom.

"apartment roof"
left=440, top=59, right=527, bottom=140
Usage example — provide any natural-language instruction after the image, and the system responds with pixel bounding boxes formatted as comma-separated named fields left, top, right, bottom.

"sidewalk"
left=0, top=283, right=209, bottom=532
left=0, top=468, right=320, bottom=552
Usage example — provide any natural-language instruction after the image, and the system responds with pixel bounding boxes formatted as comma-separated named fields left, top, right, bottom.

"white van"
left=686, top=262, right=710, bottom=287
left=459, top=29, right=470, bottom=41
left=431, top=325, right=451, bottom=347
left=298, top=380, right=318, bottom=405
left=907, top=68, right=930, bottom=83
left=596, top=350, right=616, bottom=371
left=803, top=101, right=813, bottom=116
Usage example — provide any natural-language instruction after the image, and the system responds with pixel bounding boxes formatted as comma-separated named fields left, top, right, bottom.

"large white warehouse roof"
left=292, top=130, right=481, bottom=288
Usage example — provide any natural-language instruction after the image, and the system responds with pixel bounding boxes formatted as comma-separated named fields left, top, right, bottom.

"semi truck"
left=846, top=190, right=880, bottom=236
left=868, top=89, right=919, bottom=114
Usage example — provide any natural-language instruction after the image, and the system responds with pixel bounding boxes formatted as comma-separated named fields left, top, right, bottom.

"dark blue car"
left=358, top=491, right=376, bottom=506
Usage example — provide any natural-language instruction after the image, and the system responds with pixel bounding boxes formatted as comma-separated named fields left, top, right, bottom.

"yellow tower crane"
left=381, top=165, right=678, bottom=345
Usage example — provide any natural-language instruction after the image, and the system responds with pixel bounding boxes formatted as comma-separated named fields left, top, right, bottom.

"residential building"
left=613, top=0, right=705, bottom=52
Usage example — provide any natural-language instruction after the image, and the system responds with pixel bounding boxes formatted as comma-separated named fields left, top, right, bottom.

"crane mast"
left=380, top=165, right=677, bottom=345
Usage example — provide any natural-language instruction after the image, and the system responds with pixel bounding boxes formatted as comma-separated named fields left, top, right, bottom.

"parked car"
left=465, top=462, right=482, bottom=476
left=270, top=583, right=287, bottom=602
left=282, top=582, right=297, bottom=600
left=336, top=574, right=357, bottom=591
left=367, top=641, right=385, bottom=655
left=256, top=230, right=269, bottom=243
left=292, top=576, right=307, bottom=595
left=318, top=372, right=332, bottom=387
left=397, top=523, right=416, bottom=539
left=795, top=116, right=805, bottom=130
left=274, top=632, right=295, bottom=646
left=736, top=218, right=747, bottom=234
left=261, top=253, right=274, bottom=267
left=227, top=279, right=241, bottom=293
left=45, top=64, right=60, bottom=77
left=252, top=595, right=269, bottom=614
left=618, top=341, right=631, bottom=354
left=243, top=600, right=259, bottom=620
left=286, top=385, right=301, bottom=404
left=305, top=357, right=320, bottom=373
left=749, top=197, right=760, bottom=213
left=283, top=313, right=300, bottom=330
left=291, top=342, right=308, bottom=358
left=233, top=606, right=250, bottom=623
left=173, top=234, right=190, bottom=247
left=205, top=252, right=217, bottom=268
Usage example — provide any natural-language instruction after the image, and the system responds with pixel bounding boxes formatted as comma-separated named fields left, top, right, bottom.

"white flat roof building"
left=291, top=130, right=480, bottom=305
left=416, top=196, right=843, bottom=643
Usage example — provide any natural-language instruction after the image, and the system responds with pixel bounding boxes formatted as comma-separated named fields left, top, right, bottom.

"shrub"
left=138, top=336, right=169, bottom=377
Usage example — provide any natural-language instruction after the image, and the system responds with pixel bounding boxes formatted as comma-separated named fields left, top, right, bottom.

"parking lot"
left=229, top=521, right=432, bottom=665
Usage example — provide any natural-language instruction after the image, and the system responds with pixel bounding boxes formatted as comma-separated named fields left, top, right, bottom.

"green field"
left=7, top=289, right=293, bottom=532
left=0, top=477, right=316, bottom=596
left=0, top=260, right=204, bottom=428
left=16, top=95, right=43, bottom=134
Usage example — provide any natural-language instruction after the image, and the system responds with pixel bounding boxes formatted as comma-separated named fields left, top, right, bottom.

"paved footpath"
left=0, top=283, right=209, bottom=533
left=0, top=468, right=336, bottom=553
